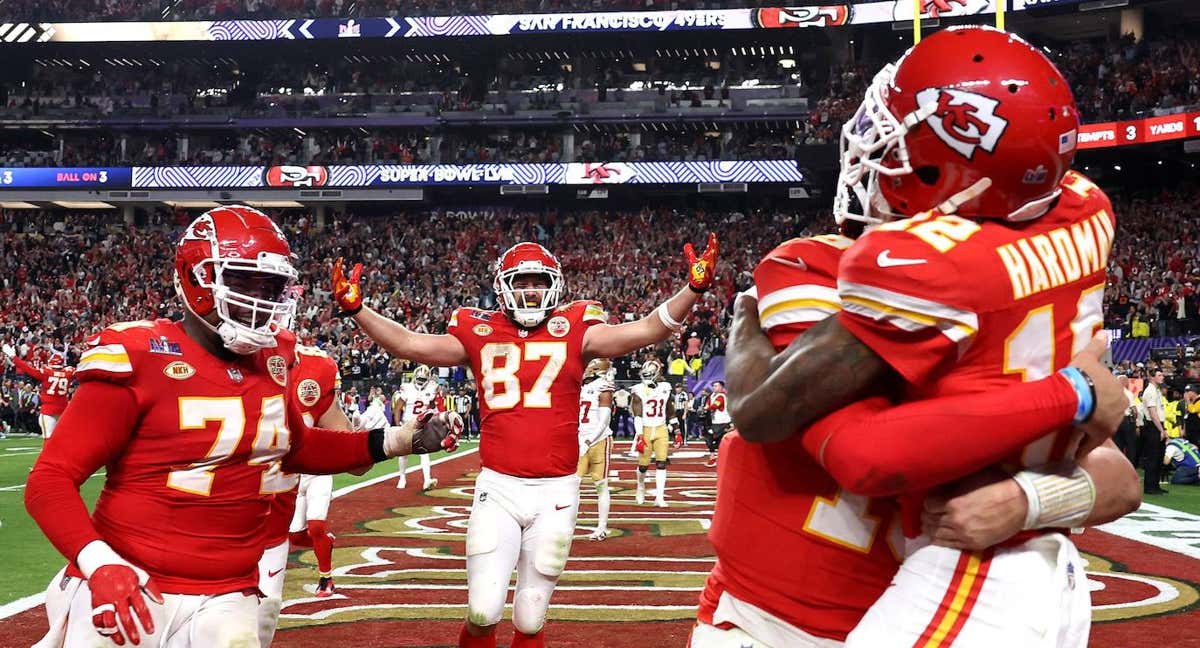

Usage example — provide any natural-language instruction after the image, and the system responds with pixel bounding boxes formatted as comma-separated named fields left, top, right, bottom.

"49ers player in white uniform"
left=257, top=344, right=350, bottom=647
left=332, top=234, right=719, bottom=648
left=631, top=360, right=674, bottom=507
left=393, top=364, right=443, bottom=490
left=576, top=358, right=615, bottom=541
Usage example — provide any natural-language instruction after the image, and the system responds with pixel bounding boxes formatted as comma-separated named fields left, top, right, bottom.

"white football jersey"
left=633, top=381, right=673, bottom=427
left=578, top=379, right=614, bottom=444
left=397, top=381, right=442, bottom=422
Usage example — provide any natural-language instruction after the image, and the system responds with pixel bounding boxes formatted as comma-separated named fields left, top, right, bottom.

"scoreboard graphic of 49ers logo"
left=264, top=165, right=329, bottom=188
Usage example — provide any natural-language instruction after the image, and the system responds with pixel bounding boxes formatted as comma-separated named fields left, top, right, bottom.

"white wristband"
left=657, top=303, right=684, bottom=330
left=1012, top=465, right=1096, bottom=530
left=75, top=540, right=149, bottom=584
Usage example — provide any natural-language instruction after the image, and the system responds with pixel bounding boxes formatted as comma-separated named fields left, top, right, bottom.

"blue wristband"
left=1058, top=367, right=1095, bottom=425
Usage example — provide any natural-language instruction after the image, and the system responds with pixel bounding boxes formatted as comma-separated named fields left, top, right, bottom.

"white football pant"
left=847, top=533, right=1089, bottom=648
left=465, top=468, right=580, bottom=634
left=37, top=567, right=259, bottom=648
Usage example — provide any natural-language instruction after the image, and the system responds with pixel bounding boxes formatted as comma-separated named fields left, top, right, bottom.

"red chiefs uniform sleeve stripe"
left=757, top=284, right=841, bottom=331
left=838, top=281, right=979, bottom=346
left=76, top=343, right=134, bottom=380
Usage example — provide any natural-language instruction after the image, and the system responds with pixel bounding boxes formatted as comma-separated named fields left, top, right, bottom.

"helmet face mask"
left=413, top=365, right=432, bottom=388
left=493, top=243, right=564, bottom=328
left=174, top=207, right=297, bottom=355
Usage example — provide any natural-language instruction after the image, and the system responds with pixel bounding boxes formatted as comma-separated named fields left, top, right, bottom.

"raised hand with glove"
left=331, top=257, right=364, bottom=317
left=383, top=410, right=464, bottom=458
left=683, top=232, right=719, bottom=294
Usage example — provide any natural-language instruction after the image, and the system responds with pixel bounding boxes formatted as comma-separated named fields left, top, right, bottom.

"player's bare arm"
left=630, top=394, right=643, bottom=418
left=727, top=294, right=888, bottom=443
left=922, top=441, right=1141, bottom=551
left=316, top=396, right=352, bottom=431
left=582, top=233, right=718, bottom=360
left=332, top=258, right=470, bottom=367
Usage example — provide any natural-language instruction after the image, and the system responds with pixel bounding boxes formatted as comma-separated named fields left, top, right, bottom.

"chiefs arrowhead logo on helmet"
left=917, top=88, right=1009, bottom=160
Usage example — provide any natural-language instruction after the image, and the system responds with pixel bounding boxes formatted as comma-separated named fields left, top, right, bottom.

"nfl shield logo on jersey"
left=227, top=368, right=244, bottom=383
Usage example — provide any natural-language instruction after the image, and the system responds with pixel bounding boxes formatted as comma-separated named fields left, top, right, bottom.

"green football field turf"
left=1141, top=474, right=1200, bottom=515
left=0, top=435, right=475, bottom=606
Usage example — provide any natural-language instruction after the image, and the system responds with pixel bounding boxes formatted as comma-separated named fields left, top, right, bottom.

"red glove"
left=683, top=233, right=719, bottom=293
left=635, top=436, right=647, bottom=454
left=332, top=257, right=364, bottom=316
left=673, top=431, right=683, bottom=449
left=88, top=564, right=163, bottom=646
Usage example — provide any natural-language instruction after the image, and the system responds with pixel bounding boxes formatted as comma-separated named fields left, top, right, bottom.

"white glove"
left=579, top=438, right=590, bottom=457
left=1, top=343, right=15, bottom=359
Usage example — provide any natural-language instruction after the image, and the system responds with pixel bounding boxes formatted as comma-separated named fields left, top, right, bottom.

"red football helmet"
left=46, top=353, right=65, bottom=369
left=492, top=242, right=564, bottom=328
left=174, top=205, right=297, bottom=355
left=835, top=26, right=1080, bottom=225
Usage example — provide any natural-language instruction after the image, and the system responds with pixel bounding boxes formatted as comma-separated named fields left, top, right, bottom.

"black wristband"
left=367, top=428, right=387, bottom=462
left=1079, top=370, right=1097, bottom=423
left=335, top=305, right=363, bottom=319
left=688, top=285, right=707, bottom=294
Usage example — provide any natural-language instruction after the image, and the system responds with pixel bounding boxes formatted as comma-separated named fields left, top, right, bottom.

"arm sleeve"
left=24, top=381, right=138, bottom=562
left=283, top=396, right=376, bottom=474
left=802, top=373, right=1079, bottom=497
left=836, top=228, right=978, bottom=385
left=11, top=356, right=46, bottom=382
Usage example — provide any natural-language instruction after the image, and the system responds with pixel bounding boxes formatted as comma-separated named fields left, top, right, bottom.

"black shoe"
left=1145, top=488, right=1169, bottom=495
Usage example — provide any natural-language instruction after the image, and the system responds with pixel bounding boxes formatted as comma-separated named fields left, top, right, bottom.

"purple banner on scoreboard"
left=0, top=167, right=131, bottom=188
left=8, top=2, right=1003, bottom=43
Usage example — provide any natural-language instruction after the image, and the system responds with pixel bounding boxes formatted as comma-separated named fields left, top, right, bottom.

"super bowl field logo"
left=297, top=378, right=322, bottom=407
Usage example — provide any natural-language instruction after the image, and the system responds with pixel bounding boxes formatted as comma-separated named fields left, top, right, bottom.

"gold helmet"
left=640, top=359, right=662, bottom=385
left=583, top=358, right=612, bottom=382
left=412, top=364, right=433, bottom=388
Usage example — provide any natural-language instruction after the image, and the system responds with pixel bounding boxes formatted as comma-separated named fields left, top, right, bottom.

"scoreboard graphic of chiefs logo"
left=264, top=165, right=330, bottom=188
left=753, top=5, right=851, bottom=28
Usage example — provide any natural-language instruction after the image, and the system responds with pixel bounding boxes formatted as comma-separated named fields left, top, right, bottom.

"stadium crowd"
left=1105, top=187, right=1200, bottom=338
left=1051, top=32, right=1200, bottom=122
left=0, top=203, right=814, bottom=434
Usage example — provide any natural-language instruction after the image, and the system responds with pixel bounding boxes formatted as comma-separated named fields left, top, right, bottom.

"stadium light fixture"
left=779, top=59, right=796, bottom=69
left=52, top=201, right=115, bottom=209
left=0, top=201, right=39, bottom=209
left=245, top=201, right=305, bottom=208
left=162, top=200, right=221, bottom=208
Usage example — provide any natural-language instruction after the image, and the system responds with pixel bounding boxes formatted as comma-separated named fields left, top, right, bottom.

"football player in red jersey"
left=257, top=344, right=351, bottom=647
left=332, top=235, right=719, bottom=648
left=2, top=347, right=75, bottom=439
left=722, top=27, right=1140, bottom=647
left=25, top=206, right=462, bottom=648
